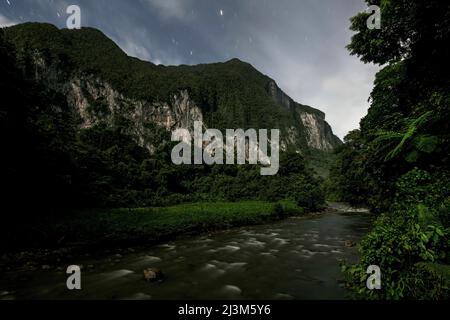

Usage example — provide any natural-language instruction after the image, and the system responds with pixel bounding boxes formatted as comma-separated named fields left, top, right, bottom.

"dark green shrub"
left=342, top=204, right=449, bottom=300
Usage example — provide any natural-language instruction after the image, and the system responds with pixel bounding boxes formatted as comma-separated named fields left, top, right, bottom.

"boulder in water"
left=143, top=268, right=164, bottom=282
left=344, top=240, right=356, bottom=247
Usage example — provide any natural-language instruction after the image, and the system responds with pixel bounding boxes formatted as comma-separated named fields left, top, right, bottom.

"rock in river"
left=344, top=240, right=356, bottom=247
left=143, top=268, right=164, bottom=282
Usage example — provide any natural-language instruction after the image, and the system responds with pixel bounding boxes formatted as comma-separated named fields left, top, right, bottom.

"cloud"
left=111, top=28, right=183, bottom=66
left=119, top=38, right=152, bottom=61
left=0, top=13, right=17, bottom=27
left=143, top=0, right=191, bottom=21
left=256, top=45, right=379, bottom=140
left=0, top=0, right=379, bottom=138
left=220, top=0, right=380, bottom=140
left=309, top=64, right=379, bottom=139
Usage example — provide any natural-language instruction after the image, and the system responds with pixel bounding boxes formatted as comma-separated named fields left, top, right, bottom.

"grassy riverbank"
left=1, top=201, right=304, bottom=253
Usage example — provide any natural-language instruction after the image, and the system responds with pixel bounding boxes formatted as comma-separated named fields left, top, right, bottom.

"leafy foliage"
left=0, top=26, right=326, bottom=217
left=0, top=201, right=303, bottom=252
left=4, top=22, right=333, bottom=153
left=326, top=130, right=373, bottom=206
left=343, top=206, right=449, bottom=299
left=337, top=0, right=450, bottom=299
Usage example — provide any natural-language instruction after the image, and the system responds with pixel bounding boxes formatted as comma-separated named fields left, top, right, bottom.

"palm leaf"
left=384, top=111, right=433, bottom=161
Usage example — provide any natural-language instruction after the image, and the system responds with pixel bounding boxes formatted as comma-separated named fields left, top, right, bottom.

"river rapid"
left=0, top=206, right=372, bottom=300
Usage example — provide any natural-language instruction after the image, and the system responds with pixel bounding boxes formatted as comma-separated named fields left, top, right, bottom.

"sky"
left=0, top=0, right=380, bottom=139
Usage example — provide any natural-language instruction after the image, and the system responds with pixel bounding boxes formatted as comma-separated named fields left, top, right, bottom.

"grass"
left=1, top=201, right=304, bottom=252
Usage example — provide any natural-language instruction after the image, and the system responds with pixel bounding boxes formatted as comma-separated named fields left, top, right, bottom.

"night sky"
left=0, top=0, right=380, bottom=139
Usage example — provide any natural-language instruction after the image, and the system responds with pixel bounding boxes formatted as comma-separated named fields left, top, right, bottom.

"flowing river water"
left=0, top=206, right=372, bottom=300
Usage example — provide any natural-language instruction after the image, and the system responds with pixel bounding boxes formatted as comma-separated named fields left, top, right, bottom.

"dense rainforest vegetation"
left=0, top=24, right=325, bottom=238
left=2, top=0, right=449, bottom=301
left=4, top=22, right=335, bottom=147
left=327, top=0, right=450, bottom=299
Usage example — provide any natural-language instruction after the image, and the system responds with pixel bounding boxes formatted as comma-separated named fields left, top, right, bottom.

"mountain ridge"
left=4, top=22, right=342, bottom=154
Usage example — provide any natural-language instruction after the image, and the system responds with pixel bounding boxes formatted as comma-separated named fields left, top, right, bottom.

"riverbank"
left=0, top=210, right=372, bottom=300
left=0, top=201, right=310, bottom=271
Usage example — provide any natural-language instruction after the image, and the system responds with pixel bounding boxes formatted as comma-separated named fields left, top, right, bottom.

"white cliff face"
left=268, top=81, right=341, bottom=152
left=300, top=113, right=334, bottom=151
left=31, top=50, right=340, bottom=154
left=66, top=76, right=340, bottom=154
left=66, top=76, right=203, bottom=152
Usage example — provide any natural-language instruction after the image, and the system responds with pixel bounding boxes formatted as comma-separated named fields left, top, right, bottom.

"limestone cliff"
left=6, top=23, right=342, bottom=155
left=268, top=81, right=342, bottom=152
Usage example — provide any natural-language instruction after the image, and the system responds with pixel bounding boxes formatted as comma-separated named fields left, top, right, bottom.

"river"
left=0, top=207, right=372, bottom=300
